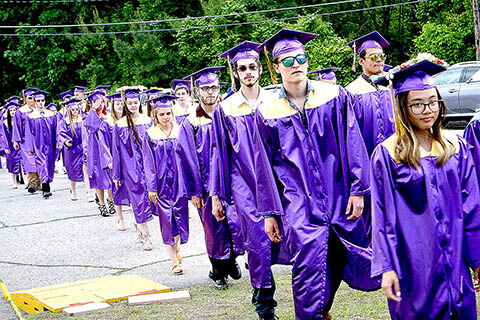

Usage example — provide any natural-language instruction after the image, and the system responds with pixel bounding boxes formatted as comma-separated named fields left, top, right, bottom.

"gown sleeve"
left=23, top=116, right=34, bottom=153
left=176, top=119, right=203, bottom=199
left=370, top=145, right=402, bottom=279
left=253, top=110, right=284, bottom=217
left=457, top=137, right=480, bottom=269
left=141, top=132, right=158, bottom=193
left=12, top=111, right=23, bottom=143
left=112, top=124, right=122, bottom=181
left=208, top=106, right=232, bottom=202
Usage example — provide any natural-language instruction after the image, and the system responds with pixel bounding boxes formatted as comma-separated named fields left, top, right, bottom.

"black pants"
left=41, top=182, right=50, bottom=193
left=323, top=228, right=349, bottom=315
left=209, top=256, right=236, bottom=280
left=253, top=275, right=277, bottom=318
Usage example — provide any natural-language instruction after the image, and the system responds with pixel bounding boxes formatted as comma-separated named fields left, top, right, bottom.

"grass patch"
left=26, top=272, right=480, bottom=319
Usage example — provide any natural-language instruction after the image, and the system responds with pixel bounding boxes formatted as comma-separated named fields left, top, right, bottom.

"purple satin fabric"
left=209, top=105, right=290, bottom=289
left=57, top=120, right=84, bottom=182
left=24, top=113, right=57, bottom=183
left=12, top=107, right=36, bottom=173
left=176, top=112, right=245, bottom=260
left=371, top=137, right=480, bottom=320
left=82, top=110, right=113, bottom=190
left=142, top=131, right=189, bottom=245
left=253, top=86, right=379, bottom=319
left=112, top=120, right=153, bottom=224
left=1, top=121, right=21, bottom=174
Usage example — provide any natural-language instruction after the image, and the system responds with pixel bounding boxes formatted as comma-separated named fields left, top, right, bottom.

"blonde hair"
left=394, top=88, right=456, bottom=168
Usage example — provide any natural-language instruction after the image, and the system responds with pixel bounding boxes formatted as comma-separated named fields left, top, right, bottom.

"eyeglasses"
left=237, top=64, right=258, bottom=72
left=70, top=108, right=80, bottom=112
left=278, top=54, right=308, bottom=67
left=26, top=96, right=34, bottom=100
left=407, top=100, right=442, bottom=115
left=199, top=85, right=220, bottom=92
left=367, top=53, right=387, bottom=61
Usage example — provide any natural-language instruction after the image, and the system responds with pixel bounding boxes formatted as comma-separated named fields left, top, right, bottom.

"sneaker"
left=214, top=278, right=228, bottom=290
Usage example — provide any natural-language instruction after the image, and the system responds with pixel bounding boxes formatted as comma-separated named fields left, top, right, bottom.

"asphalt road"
left=0, top=159, right=290, bottom=319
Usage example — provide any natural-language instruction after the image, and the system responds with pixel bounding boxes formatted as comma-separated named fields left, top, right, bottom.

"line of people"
left=1, top=28, right=480, bottom=320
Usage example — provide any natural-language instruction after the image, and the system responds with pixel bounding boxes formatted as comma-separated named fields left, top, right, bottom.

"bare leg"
left=116, top=205, right=126, bottom=231
left=107, top=189, right=113, bottom=201
left=166, top=241, right=182, bottom=275
left=83, top=165, right=94, bottom=202
left=70, top=181, right=78, bottom=200
left=137, top=222, right=152, bottom=251
left=96, top=188, right=105, bottom=205
left=11, top=174, right=18, bottom=189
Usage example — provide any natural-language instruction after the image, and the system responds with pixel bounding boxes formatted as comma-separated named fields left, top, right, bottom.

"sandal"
left=107, top=199, right=115, bottom=215
left=142, top=233, right=153, bottom=251
left=171, top=263, right=183, bottom=275
left=98, top=204, right=109, bottom=217
left=176, top=247, right=182, bottom=263
left=118, top=219, right=126, bottom=231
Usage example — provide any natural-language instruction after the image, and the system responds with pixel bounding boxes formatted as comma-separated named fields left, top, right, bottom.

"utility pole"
left=473, top=0, right=480, bottom=60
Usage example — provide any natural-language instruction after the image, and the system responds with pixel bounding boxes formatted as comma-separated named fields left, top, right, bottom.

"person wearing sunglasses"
left=24, top=90, right=59, bottom=199
left=12, top=88, right=42, bottom=193
left=179, top=67, right=244, bottom=291
left=255, top=29, right=379, bottom=320
left=371, top=59, right=480, bottom=320
left=213, top=41, right=287, bottom=320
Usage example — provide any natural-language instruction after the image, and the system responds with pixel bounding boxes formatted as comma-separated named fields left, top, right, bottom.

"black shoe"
left=107, top=199, right=116, bottom=215
left=259, top=314, right=278, bottom=320
left=229, top=261, right=242, bottom=280
left=42, top=191, right=52, bottom=198
left=251, top=288, right=258, bottom=305
left=27, top=186, right=36, bottom=193
left=95, top=194, right=100, bottom=205
left=245, top=262, right=249, bottom=270
left=214, top=278, right=228, bottom=290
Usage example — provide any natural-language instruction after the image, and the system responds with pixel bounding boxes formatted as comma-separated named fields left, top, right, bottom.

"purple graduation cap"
left=106, top=93, right=122, bottom=102
left=146, top=88, right=163, bottom=99
left=347, top=31, right=390, bottom=57
left=148, top=94, right=177, bottom=109
left=218, top=41, right=261, bottom=64
left=86, top=90, right=105, bottom=103
left=171, top=79, right=191, bottom=92
left=73, top=86, right=87, bottom=94
left=259, top=28, right=317, bottom=60
left=5, top=102, right=22, bottom=110
left=23, top=88, right=39, bottom=97
left=6, top=96, right=22, bottom=104
left=308, top=67, right=341, bottom=81
left=183, top=66, right=225, bottom=87
left=94, top=85, right=111, bottom=94
left=47, top=103, right=57, bottom=111
left=65, top=98, right=81, bottom=108
left=60, top=90, right=73, bottom=102
left=33, top=90, right=48, bottom=100
left=123, top=88, right=141, bottom=99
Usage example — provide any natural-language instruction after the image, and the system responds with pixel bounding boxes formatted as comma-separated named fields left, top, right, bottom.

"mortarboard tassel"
left=22, top=90, right=26, bottom=105
left=352, top=43, right=357, bottom=73
left=227, top=55, right=237, bottom=93
left=264, top=47, right=278, bottom=85
left=190, top=77, right=195, bottom=102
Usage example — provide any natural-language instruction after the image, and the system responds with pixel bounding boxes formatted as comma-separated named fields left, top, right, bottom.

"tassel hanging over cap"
left=264, top=47, right=278, bottom=85
left=352, top=43, right=357, bottom=73
left=227, top=55, right=236, bottom=92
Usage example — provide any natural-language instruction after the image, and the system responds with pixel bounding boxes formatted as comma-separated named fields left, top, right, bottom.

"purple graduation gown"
left=142, top=124, right=189, bottom=245
left=1, top=119, right=21, bottom=174
left=209, top=90, right=289, bottom=289
left=173, top=104, right=192, bottom=125
left=105, top=117, right=130, bottom=207
left=82, top=110, right=113, bottom=190
left=57, top=119, right=84, bottom=182
left=12, top=105, right=37, bottom=174
left=24, top=109, right=58, bottom=184
left=112, top=114, right=153, bottom=224
left=371, top=133, right=480, bottom=320
left=254, top=80, right=380, bottom=319
left=176, top=106, right=244, bottom=260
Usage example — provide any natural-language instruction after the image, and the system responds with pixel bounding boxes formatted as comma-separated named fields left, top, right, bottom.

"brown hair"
left=121, top=92, right=142, bottom=146
left=153, top=107, right=175, bottom=128
left=67, top=106, right=80, bottom=137
left=111, top=100, right=125, bottom=122
left=394, top=88, right=456, bottom=168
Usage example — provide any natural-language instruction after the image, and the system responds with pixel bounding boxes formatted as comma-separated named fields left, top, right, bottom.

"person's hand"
left=148, top=191, right=158, bottom=203
left=65, top=141, right=73, bottom=148
left=5, top=150, right=11, bottom=155
left=211, top=196, right=225, bottom=222
left=57, top=144, right=63, bottom=150
left=346, top=195, right=364, bottom=220
left=13, top=141, right=19, bottom=150
left=191, top=195, right=204, bottom=209
left=265, top=217, right=282, bottom=243
left=29, top=152, right=34, bottom=156
left=113, top=180, right=121, bottom=187
left=473, top=266, right=480, bottom=292
left=107, top=163, right=113, bottom=170
left=381, top=270, right=402, bottom=302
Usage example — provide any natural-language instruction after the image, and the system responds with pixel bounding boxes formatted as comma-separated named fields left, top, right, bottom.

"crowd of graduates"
left=1, top=27, right=480, bottom=320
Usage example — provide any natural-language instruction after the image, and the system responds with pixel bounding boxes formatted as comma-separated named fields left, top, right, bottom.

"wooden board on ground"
left=62, top=302, right=111, bottom=315
left=11, top=275, right=171, bottom=314
left=128, top=290, right=191, bottom=305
